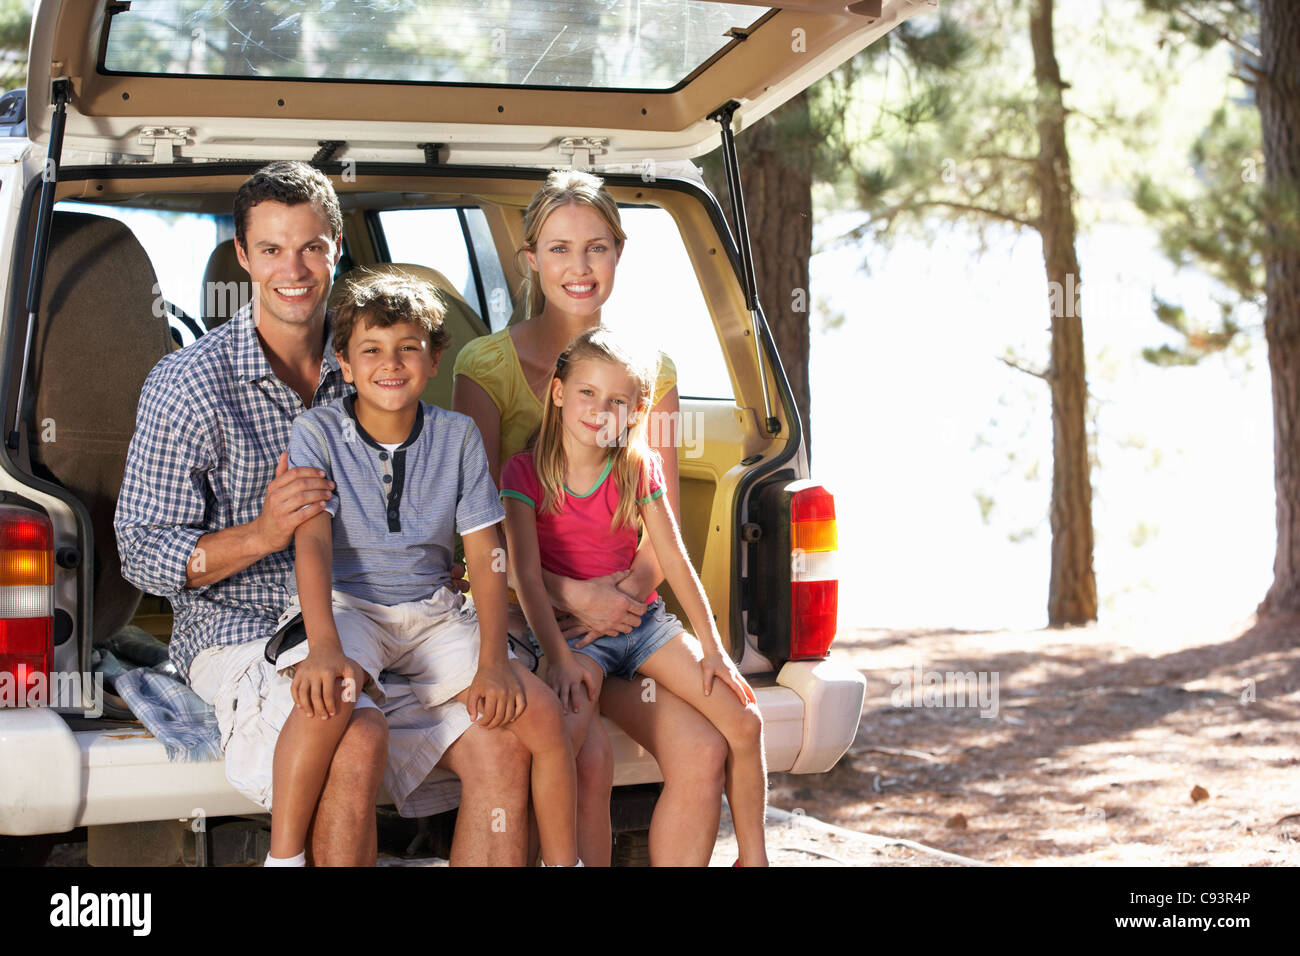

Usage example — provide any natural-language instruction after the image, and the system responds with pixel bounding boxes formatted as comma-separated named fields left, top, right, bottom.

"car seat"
left=27, top=211, right=174, bottom=646
left=200, top=238, right=249, bottom=330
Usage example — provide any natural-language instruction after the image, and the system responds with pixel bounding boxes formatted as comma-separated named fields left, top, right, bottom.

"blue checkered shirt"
left=115, top=305, right=350, bottom=680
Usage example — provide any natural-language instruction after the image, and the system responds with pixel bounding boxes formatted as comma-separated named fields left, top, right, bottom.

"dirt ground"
left=41, top=613, right=1300, bottom=867
left=765, top=612, right=1300, bottom=866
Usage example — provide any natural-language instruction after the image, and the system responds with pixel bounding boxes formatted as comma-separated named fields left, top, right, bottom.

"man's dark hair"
left=233, top=161, right=343, bottom=251
left=332, top=271, right=450, bottom=357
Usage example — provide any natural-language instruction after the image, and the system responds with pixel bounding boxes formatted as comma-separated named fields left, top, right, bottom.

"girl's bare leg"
left=564, top=653, right=611, bottom=865
left=270, top=682, right=356, bottom=860
left=496, top=661, right=579, bottom=866
left=600, top=675, right=727, bottom=866
left=636, top=635, right=768, bottom=866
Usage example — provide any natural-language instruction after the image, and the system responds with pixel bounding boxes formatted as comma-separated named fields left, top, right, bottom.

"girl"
left=500, top=326, right=769, bottom=867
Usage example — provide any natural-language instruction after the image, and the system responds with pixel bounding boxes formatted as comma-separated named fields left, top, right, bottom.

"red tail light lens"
left=790, top=486, right=838, bottom=660
left=0, top=508, right=54, bottom=707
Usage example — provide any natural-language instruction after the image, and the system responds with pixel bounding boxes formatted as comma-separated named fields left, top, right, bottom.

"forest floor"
left=761, top=611, right=1300, bottom=866
left=41, top=613, right=1299, bottom=867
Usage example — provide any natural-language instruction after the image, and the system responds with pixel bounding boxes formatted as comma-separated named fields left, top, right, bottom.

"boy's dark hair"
left=332, top=271, right=450, bottom=357
left=233, top=161, right=343, bottom=251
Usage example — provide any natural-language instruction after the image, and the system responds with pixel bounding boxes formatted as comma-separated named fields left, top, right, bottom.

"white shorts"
left=190, top=587, right=493, bottom=817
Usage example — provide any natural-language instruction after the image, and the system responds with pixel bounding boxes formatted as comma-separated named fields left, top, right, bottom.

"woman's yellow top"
left=453, top=328, right=678, bottom=469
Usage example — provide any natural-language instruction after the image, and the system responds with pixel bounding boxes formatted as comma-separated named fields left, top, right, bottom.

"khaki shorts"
left=272, top=586, right=484, bottom=711
left=191, top=587, right=491, bottom=817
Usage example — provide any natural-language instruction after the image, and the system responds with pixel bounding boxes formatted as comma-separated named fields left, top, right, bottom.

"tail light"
left=790, top=486, right=838, bottom=660
left=747, top=479, right=840, bottom=663
left=0, top=507, right=54, bottom=706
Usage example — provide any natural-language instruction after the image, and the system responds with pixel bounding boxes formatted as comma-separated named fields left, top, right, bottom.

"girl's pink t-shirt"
left=500, top=450, right=666, bottom=604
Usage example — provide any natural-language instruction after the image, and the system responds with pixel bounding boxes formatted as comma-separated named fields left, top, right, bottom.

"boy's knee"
left=518, top=691, right=567, bottom=745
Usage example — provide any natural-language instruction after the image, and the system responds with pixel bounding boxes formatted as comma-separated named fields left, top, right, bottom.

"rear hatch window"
left=103, top=0, right=768, bottom=90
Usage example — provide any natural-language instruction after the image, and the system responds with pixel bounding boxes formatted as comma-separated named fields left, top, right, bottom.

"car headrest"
left=29, top=211, right=174, bottom=644
left=328, top=263, right=488, bottom=411
left=201, top=238, right=250, bottom=330
left=327, top=261, right=475, bottom=313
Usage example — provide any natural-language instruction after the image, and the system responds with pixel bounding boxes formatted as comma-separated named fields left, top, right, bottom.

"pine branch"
left=910, top=199, right=1038, bottom=230
left=1173, top=3, right=1261, bottom=60
left=972, top=151, right=1039, bottom=165
left=998, top=355, right=1052, bottom=381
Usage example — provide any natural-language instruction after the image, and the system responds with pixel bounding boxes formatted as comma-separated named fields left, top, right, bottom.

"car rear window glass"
left=102, top=0, right=770, bottom=91
left=57, top=201, right=232, bottom=347
left=378, top=206, right=512, bottom=333
left=602, top=206, right=733, bottom=401
left=379, top=207, right=479, bottom=313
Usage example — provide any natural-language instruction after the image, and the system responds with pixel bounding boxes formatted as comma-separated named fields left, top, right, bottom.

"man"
left=115, top=161, right=531, bottom=865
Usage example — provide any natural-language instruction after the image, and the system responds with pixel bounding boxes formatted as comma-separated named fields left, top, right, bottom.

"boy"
left=265, top=272, right=578, bottom=867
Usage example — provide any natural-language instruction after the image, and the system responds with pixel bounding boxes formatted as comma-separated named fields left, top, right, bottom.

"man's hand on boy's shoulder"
left=465, top=659, right=525, bottom=730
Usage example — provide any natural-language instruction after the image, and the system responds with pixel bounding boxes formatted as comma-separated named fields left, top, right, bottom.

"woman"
left=453, top=170, right=729, bottom=866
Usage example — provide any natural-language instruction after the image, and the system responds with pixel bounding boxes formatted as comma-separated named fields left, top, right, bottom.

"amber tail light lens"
left=0, top=507, right=55, bottom=706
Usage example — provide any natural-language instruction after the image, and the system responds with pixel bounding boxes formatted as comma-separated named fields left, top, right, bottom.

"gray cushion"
left=29, top=211, right=173, bottom=644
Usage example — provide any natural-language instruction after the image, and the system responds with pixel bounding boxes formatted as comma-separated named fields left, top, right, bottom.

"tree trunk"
left=702, top=92, right=815, bottom=461
left=1030, top=0, right=1098, bottom=625
left=1258, top=0, right=1300, bottom=617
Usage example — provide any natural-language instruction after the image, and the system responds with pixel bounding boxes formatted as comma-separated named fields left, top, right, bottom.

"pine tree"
left=0, top=0, right=32, bottom=92
left=812, top=0, right=1101, bottom=625
left=1137, top=0, right=1300, bottom=616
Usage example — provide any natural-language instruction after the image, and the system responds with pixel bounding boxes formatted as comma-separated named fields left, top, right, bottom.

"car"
left=0, top=0, right=925, bottom=865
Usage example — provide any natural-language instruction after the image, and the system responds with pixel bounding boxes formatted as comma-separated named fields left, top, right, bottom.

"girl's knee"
left=721, top=703, right=764, bottom=753
left=575, top=725, right=614, bottom=793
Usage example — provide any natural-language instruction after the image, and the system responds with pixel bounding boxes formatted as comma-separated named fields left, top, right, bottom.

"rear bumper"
left=777, top=657, right=866, bottom=773
left=0, top=708, right=259, bottom=835
left=0, top=657, right=864, bottom=834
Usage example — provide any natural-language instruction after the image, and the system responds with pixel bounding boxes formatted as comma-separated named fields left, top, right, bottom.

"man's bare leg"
left=437, top=722, right=531, bottom=866
left=307, top=708, right=388, bottom=866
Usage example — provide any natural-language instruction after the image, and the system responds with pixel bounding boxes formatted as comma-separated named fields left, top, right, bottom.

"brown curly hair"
left=331, top=270, right=450, bottom=357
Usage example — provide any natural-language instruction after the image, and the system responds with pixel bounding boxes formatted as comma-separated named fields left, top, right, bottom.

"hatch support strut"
left=8, top=80, right=69, bottom=451
left=708, top=100, right=780, bottom=436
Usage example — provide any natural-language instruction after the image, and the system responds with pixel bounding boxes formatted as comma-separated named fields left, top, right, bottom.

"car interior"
left=8, top=167, right=779, bottom=711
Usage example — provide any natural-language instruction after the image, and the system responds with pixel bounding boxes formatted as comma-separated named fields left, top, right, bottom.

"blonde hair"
left=519, top=170, right=626, bottom=320
left=530, top=327, right=655, bottom=532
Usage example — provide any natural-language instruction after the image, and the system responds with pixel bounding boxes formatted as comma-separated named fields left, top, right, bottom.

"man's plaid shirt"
left=115, top=305, right=349, bottom=680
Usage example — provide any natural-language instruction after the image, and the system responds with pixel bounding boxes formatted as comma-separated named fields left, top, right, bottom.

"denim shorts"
left=523, top=597, right=684, bottom=681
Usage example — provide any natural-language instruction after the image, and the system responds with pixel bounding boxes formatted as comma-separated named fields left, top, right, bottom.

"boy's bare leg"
left=437, top=721, right=531, bottom=866
left=501, top=661, right=578, bottom=865
left=636, top=635, right=768, bottom=867
left=600, top=676, right=727, bottom=866
left=306, top=707, right=388, bottom=866
left=271, top=685, right=358, bottom=860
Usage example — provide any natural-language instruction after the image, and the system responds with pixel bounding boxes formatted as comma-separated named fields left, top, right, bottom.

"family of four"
left=114, top=161, right=768, bottom=867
